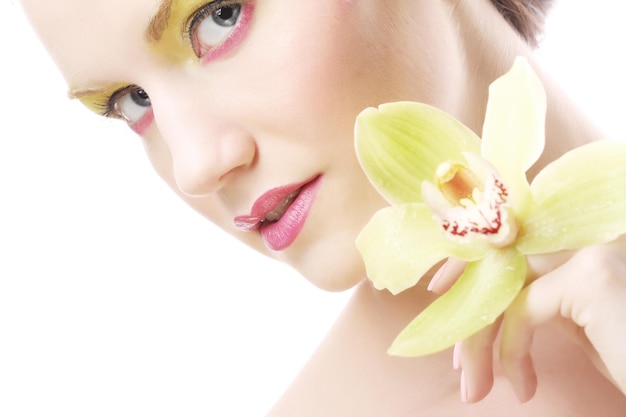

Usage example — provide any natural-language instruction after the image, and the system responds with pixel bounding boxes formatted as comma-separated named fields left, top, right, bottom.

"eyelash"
left=184, top=0, right=251, bottom=59
left=101, top=85, right=138, bottom=119
left=97, top=0, right=250, bottom=120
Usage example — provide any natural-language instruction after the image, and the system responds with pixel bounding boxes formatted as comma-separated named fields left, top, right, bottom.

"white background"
left=1, top=1, right=625, bottom=416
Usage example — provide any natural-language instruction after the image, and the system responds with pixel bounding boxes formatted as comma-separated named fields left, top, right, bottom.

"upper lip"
left=234, top=176, right=319, bottom=231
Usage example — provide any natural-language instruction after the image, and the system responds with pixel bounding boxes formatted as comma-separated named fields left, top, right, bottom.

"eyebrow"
left=68, top=0, right=174, bottom=99
left=69, top=0, right=188, bottom=102
left=147, top=0, right=175, bottom=43
left=67, top=86, right=111, bottom=100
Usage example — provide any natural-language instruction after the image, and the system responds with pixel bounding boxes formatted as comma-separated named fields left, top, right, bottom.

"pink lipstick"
left=234, top=175, right=323, bottom=251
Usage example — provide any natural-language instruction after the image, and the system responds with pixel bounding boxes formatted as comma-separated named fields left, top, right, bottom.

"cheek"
left=250, top=1, right=460, bottom=140
left=141, top=131, right=174, bottom=188
left=246, top=3, right=387, bottom=130
left=276, top=0, right=466, bottom=119
left=141, top=131, right=271, bottom=253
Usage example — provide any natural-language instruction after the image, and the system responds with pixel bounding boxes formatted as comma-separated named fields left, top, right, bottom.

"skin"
left=25, top=0, right=470, bottom=294
left=431, top=240, right=626, bottom=403
left=21, top=0, right=626, bottom=415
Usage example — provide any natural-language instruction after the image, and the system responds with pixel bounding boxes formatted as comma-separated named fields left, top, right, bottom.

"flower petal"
left=355, top=102, right=481, bottom=205
left=481, top=57, right=546, bottom=214
left=517, top=140, right=626, bottom=254
left=388, top=248, right=526, bottom=356
left=356, top=203, right=489, bottom=295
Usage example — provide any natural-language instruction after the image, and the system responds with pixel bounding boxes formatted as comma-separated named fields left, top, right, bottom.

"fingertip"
left=428, top=259, right=467, bottom=294
left=461, top=353, right=495, bottom=403
left=461, top=371, right=469, bottom=403
left=457, top=322, right=500, bottom=403
left=453, top=342, right=462, bottom=370
left=427, top=261, right=447, bottom=293
left=513, top=376, right=538, bottom=403
left=461, top=371, right=494, bottom=403
left=504, top=355, right=538, bottom=403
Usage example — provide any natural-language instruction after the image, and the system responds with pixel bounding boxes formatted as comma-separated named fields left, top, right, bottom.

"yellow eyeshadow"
left=70, top=1, right=217, bottom=115
left=69, top=83, right=129, bottom=116
left=147, top=0, right=209, bottom=63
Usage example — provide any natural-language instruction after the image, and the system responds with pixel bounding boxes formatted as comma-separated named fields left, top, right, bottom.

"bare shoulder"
left=265, top=282, right=626, bottom=417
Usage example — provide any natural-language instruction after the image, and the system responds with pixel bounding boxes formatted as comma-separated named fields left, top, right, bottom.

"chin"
left=294, top=239, right=367, bottom=293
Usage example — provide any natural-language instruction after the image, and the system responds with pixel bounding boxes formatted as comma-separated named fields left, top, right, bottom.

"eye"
left=187, top=1, right=249, bottom=59
left=110, top=86, right=152, bottom=124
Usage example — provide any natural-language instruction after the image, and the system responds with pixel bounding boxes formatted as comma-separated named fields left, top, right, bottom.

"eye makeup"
left=70, top=83, right=129, bottom=117
left=71, top=83, right=154, bottom=134
left=68, top=0, right=257, bottom=133
left=184, top=0, right=255, bottom=63
left=148, top=0, right=253, bottom=64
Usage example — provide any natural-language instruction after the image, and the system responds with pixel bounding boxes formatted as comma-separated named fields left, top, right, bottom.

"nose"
left=150, top=87, right=257, bottom=197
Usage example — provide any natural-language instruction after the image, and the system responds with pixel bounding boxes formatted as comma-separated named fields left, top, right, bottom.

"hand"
left=430, top=236, right=626, bottom=403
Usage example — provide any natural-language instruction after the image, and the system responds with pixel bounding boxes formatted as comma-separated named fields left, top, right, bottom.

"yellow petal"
left=388, top=248, right=526, bottom=356
left=356, top=203, right=489, bottom=295
left=517, top=140, right=626, bottom=254
left=481, top=57, right=546, bottom=214
left=355, top=102, right=481, bottom=205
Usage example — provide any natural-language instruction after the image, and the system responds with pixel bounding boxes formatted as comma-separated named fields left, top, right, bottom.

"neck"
left=353, top=277, right=439, bottom=339
left=445, top=0, right=606, bottom=174
left=530, top=64, right=606, bottom=175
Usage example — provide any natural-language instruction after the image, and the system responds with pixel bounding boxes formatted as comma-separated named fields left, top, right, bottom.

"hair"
left=490, top=0, right=554, bottom=46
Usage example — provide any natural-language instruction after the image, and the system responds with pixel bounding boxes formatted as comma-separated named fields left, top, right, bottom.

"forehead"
left=21, top=0, right=161, bottom=80
left=22, top=0, right=160, bottom=31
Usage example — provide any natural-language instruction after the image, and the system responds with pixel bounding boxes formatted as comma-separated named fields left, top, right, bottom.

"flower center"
left=425, top=159, right=519, bottom=248
left=436, top=162, right=482, bottom=206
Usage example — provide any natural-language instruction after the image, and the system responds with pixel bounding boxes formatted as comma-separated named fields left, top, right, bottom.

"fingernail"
left=460, top=371, right=469, bottom=403
left=428, top=262, right=447, bottom=292
left=453, top=342, right=462, bottom=370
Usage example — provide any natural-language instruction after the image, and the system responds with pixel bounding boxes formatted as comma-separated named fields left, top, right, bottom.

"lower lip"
left=259, top=175, right=323, bottom=251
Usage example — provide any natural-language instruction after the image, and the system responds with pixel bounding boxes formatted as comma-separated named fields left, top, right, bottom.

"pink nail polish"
left=453, top=342, right=462, bottom=370
left=461, top=371, right=469, bottom=403
left=428, top=262, right=447, bottom=291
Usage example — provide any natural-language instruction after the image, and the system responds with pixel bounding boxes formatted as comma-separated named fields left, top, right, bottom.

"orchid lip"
left=424, top=160, right=518, bottom=248
left=233, top=175, right=321, bottom=232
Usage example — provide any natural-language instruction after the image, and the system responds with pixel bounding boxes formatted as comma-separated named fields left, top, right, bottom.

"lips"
left=234, top=175, right=323, bottom=251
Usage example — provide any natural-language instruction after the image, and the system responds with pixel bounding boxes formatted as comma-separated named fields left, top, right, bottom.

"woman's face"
left=22, top=0, right=465, bottom=291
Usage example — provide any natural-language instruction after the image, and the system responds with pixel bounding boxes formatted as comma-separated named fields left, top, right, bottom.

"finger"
left=503, top=245, right=626, bottom=400
left=458, top=319, right=501, bottom=403
left=428, top=258, right=467, bottom=294
left=499, top=264, right=571, bottom=402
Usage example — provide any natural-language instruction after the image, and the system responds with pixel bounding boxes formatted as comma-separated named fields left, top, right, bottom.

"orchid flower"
left=354, top=57, right=626, bottom=357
